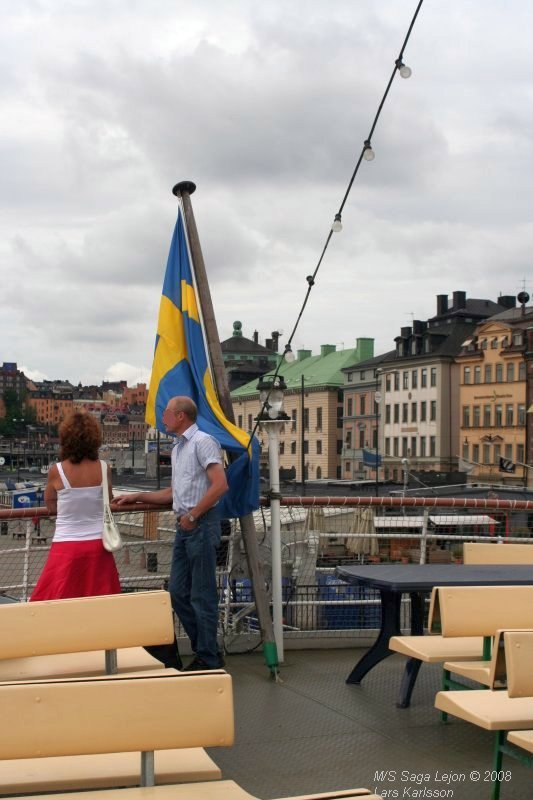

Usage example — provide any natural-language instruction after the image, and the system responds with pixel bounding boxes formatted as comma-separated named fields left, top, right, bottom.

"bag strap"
left=100, top=459, right=111, bottom=511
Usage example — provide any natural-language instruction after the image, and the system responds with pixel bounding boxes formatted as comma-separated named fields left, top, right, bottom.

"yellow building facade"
left=457, top=319, right=527, bottom=485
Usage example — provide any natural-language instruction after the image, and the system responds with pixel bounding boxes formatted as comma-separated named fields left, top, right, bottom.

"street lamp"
left=256, top=375, right=289, bottom=662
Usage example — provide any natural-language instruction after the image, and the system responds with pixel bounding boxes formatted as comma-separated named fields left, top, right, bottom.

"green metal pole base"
left=262, top=641, right=279, bottom=676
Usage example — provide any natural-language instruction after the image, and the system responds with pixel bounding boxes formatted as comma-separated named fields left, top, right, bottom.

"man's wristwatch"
left=187, top=513, right=196, bottom=523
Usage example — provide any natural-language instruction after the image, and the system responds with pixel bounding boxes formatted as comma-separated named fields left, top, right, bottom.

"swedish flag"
left=146, top=208, right=260, bottom=518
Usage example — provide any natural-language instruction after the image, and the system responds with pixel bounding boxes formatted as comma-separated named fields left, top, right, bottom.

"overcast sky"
left=1, top=1, right=532, bottom=387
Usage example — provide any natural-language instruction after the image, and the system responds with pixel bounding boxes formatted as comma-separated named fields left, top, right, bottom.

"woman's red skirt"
left=30, top=539, right=121, bottom=601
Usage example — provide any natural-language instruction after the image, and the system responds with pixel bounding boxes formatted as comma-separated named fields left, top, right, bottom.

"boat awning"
left=374, top=515, right=499, bottom=529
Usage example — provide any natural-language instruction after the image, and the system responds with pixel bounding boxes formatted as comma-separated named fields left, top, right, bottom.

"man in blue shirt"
left=117, top=396, right=228, bottom=670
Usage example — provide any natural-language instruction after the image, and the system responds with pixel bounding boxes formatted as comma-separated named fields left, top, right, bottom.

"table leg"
left=346, top=589, right=401, bottom=684
left=396, top=591, right=426, bottom=708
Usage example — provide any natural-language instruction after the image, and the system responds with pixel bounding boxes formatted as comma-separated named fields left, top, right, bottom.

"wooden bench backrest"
left=0, top=672, right=233, bottom=759
left=504, top=630, right=533, bottom=698
left=428, top=585, right=533, bottom=637
left=0, top=591, right=174, bottom=659
left=463, top=542, right=533, bottom=565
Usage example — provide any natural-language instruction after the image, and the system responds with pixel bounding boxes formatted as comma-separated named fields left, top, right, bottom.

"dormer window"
left=512, top=332, right=523, bottom=346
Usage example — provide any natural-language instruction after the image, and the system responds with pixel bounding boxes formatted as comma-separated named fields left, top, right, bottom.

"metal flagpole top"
left=172, top=181, right=196, bottom=196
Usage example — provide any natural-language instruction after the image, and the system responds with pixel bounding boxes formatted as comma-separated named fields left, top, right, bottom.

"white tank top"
left=53, top=461, right=104, bottom=542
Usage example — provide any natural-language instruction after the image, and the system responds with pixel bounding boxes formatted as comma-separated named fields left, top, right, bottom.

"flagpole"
left=172, top=181, right=279, bottom=678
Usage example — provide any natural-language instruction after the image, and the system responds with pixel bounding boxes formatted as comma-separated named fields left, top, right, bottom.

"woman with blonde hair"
left=31, top=411, right=120, bottom=600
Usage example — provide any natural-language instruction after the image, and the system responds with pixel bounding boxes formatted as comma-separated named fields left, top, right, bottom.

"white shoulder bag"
left=101, top=459, right=123, bottom=553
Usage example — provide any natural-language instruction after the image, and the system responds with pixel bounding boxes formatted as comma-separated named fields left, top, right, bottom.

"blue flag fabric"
left=362, top=449, right=381, bottom=468
left=146, top=208, right=260, bottom=518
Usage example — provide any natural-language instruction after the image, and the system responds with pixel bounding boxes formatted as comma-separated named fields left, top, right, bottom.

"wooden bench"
left=0, top=591, right=176, bottom=681
left=0, top=673, right=380, bottom=800
left=435, top=630, right=533, bottom=800
left=430, top=585, right=533, bottom=697
left=0, top=592, right=222, bottom=787
left=463, top=542, right=533, bottom=565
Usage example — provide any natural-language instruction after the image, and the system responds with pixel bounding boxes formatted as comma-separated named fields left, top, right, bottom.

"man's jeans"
left=169, top=509, right=222, bottom=667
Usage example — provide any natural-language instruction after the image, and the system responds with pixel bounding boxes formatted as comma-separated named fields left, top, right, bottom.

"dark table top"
left=335, top=564, right=533, bottom=592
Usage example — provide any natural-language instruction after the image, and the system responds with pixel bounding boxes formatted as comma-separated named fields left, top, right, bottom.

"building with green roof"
left=232, top=338, right=374, bottom=482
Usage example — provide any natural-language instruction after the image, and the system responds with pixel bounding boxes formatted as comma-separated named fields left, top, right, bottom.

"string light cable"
left=250, top=0, right=425, bottom=442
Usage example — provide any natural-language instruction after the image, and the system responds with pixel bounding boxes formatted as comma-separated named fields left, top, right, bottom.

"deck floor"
left=209, top=647, right=531, bottom=800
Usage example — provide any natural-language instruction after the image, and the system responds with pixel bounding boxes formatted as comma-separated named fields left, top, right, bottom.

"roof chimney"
left=271, top=331, right=280, bottom=352
left=436, top=294, right=448, bottom=316
left=497, top=295, right=516, bottom=310
left=453, top=290, right=467, bottom=310
left=320, top=344, right=336, bottom=357
left=297, top=349, right=312, bottom=361
left=253, top=330, right=259, bottom=344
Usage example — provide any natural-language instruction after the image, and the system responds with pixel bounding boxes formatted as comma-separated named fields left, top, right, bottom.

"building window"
left=411, top=402, right=417, bottom=422
left=493, top=444, right=501, bottom=465
left=517, top=444, right=525, bottom=463
left=421, top=368, right=427, bottom=387
left=420, top=437, right=426, bottom=457
left=402, top=403, right=408, bottom=423
left=463, top=406, right=470, bottom=427
left=484, top=405, right=491, bottom=426
left=480, top=339, right=488, bottom=350
left=316, top=440, right=322, bottom=454
left=483, top=444, right=490, bottom=465
left=385, top=404, right=391, bottom=424
left=474, top=366, right=481, bottom=384
left=518, top=404, right=526, bottom=425
left=386, top=374, right=391, bottom=392
left=291, top=441, right=296, bottom=455
left=316, top=407, right=322, bottom=430
left=411, top=369, right=418, bottom=389
left=491, top=337, right=498, bottom=349
left=346, top=430, right=352, bottom=449
left=505, top=444, right=513, bottom=460
left=336, top=440, right=343, bottom=455
left=359, top=429, right=365, bottom=448
left=472, top=444, right=480, bottom=463
left=347, top=373, right=353, bottom=382
left=484, top=364, right=492, bottom=383
left=279, top=442, right=285, bottom=455
left=360, top=395, right=366, bottom=415
left=411, top=437, right=417, bottom=457
left=495, top=405, right=502, bottom=426
left=420, top=401, right=427, bottom=422
left=507, top=363, right=515, bottom=382
left=347, top=398, right=353, bottom=416
left=238, top=414, right=243, bottom=428
left=303, top=408, right=309, bottom=431
left=430, top=400, right=437, bottom=421
left=393, top=438, right=399, bottom=457
left=506, top=404, right=513, bottom=426
left=473, top=406, right=480, bottom=427
left=464, top=367, right=471, bottom=384
left=402, top=437, right=408, bottom=457
left=403, top=371, right=409, bottom=389
left=519, top=362, right=526, bottom=381
left=394, top=372, right=400, bottom=391
left=303, top=440, right=309, bottom=455
left=385, top=437, right=390, bottom=455
left=291, top=409, right=297, bottom=431
left=430, top=367, right=437, bottom=387
left=360, top=370, right=365, bottom=380
left=317, top=467, right=322, bottom=479
left=430, top=436, right=436, bottom=457
left=394, top=404, right=400, bottom=424
left=513, top=332, right=523, bottom=346
left=462, top=441, right=469, bottom=460
left=247, top=414, right=253, bottom=430
left=496, top=364, right=503, bottom=382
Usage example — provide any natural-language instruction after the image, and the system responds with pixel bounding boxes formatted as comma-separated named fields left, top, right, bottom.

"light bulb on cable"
left=363, top=140, right=375, bottom=161
left=395, top=58, right=412, bottom=79
left=284, top=346, right=296, bottom=364
left=331, top=213, right=342, bottom=233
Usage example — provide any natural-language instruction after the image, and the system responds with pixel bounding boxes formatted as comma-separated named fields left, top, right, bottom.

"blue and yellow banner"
left=146, top=208, right=260, bottom=518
